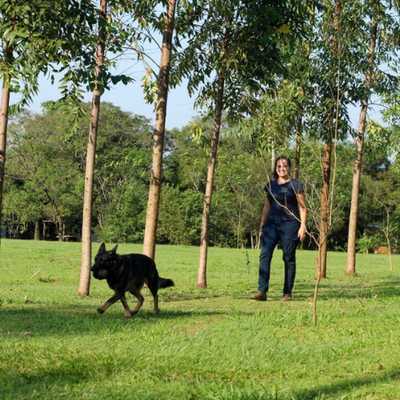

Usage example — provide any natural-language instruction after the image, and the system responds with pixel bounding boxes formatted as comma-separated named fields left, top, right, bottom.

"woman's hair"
left=273, top=156, right=291, bottom=179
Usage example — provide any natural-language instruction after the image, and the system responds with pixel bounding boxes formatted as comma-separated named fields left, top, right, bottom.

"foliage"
left=0, top=1, right=98, bottom=112
left=240, top=80, right=306, bottom=153
left=3, top=102, right=400, bottom=251
left=3, top=103, right=153, bottom=241
left=356, top=235, right=379, bottom=254
left=157, top=185, right=203, bottom=245
left=173, top=0, right=310, bottom=123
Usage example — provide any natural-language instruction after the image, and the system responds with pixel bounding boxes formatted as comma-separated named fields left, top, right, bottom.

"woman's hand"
left=298, top=225, right=306, bottom=242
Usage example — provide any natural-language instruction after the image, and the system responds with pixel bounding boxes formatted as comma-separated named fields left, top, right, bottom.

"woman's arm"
left=297, top=191, right=307, bottom=242
left=259, top=198, right=270, bottom=238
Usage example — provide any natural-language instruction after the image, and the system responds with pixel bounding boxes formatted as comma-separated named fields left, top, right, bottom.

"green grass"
left=1, top=239, right=400, bottom=399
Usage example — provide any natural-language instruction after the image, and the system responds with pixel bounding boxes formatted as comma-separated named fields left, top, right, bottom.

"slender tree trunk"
left=345, top=20, right=378, bottom=276
left=0, top=46, right=12, bottom=248
left=34, top=220, right=41, bottom=240
left=384, top=209, right=393, bottom=271
left=197, top=72, right=225, bottom=288
left=318, top=140, right=332, bottom=278
left=313, top=252, right=322, bottom=325
left=0, top=85, right=10, bottom=242
left=294, top=101, right=303, bottom=180
left=78, top=0, right=106, bottom=296
left=271, top=145, right=276, bottom=174
left=143, top=0, right=176, bottom=260
left=57, top=215, right=64, bottom=241
left=317, top=0, right=341, bottom=279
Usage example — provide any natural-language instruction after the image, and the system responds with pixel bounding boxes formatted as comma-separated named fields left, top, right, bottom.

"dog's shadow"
left=137, top=309, right=226, bottom=319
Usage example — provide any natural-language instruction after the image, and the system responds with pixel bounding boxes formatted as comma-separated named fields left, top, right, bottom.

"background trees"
left=4, top=102, right=153, bottom=241
left=4, top=103, right=399, bottom=256
left=0, top=0, right=99, bottom=245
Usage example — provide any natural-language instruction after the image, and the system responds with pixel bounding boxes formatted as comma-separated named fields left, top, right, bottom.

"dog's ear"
left=111, top=245, right=118, bottom=254
left=98, top=243, right=106, bottom=253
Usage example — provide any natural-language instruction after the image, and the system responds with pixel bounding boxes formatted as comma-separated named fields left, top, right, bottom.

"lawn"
left=1, top=239, right=400, bottom=399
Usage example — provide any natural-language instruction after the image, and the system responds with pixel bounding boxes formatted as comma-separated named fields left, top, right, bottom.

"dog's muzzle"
left=91, top=266, right=108, bottom=279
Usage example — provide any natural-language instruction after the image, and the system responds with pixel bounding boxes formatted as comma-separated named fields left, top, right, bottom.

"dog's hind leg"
left=152, top=294, right=159, bottom=314
left=146, top=282, right=160, bottom=314
left=129, top=289, right=144, bottom=315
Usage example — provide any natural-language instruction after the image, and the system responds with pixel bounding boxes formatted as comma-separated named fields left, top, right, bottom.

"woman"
left=251, top=156, right=306, bottom=301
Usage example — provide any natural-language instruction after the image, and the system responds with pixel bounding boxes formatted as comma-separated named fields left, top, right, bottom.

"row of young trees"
left=1, top=0, right=400, bottom=295
left=4, top=102, right=400, bottom=250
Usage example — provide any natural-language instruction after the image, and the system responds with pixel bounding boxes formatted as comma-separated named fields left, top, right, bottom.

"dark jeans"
left=258, top=218, right=300, bottom=295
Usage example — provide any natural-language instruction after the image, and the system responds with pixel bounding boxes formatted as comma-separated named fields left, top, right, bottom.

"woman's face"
left=276, top=159, right=290, bottom=179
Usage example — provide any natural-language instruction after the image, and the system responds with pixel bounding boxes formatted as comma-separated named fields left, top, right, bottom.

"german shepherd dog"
left=91, top=243, right=174, bottom=317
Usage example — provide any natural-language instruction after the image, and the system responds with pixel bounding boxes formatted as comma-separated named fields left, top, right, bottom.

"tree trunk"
left=57, top=214, right=64, bottom=241
left=294, top=101, right=303, bottom=180
left=317, top=0, right=341, bottom=279
left=143, top=0, right=176, bottom=260
left=0, top=46, right=12, bottom=248
left=197, top=72, right=225, bottom=289
left=34, top=220, right=41, bottom=240
left=318, top=140, right=332, bottom=278
left=78, top=0, right=106, bottom=296
left=271, top=145, right=276, bottom=174
left=345, top=20, right=377, bottom=276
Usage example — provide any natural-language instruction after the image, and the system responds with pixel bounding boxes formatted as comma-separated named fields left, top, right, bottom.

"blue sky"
left=24, top=72, right=198, bottom=130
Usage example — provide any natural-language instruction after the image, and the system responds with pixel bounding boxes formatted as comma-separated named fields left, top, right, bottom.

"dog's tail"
left=159, top=277, right=174, bottom=289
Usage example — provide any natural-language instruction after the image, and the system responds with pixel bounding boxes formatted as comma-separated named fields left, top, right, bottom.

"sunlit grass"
left=1, top=239, right=400, bottom=399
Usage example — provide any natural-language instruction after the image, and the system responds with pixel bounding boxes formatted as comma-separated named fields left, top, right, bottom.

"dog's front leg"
left=120, top=294, right=133, bottom=318
left=97, top=291, right=123, bottom=314
left=129, top=289, right=144, bottom=315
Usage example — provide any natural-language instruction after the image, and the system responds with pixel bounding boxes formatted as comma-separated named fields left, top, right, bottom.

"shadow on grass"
left=291, top=368, right=400, bottom=399
left=0, top=305, right=226, bottom=337
left=1, top=361, right=399, bottom=399
left=290, top=276, right=400, bottom=301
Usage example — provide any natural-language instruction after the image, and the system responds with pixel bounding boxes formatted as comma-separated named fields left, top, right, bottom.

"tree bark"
left=78, top=0, right=106, bottom=296
left=143, top=0, right=176, bottom=260
left=197, top=72, right=225, bottom=288
left=34, top=220, right=41, bottom=240
left=57, top=215, right=64, bottom=241
left=318, top=140, right=332, bottom=278
left=294, top=101, right=303, bottom=180
left=345, top=20, right=378, bottom=276
left=0, top=45, right=12, bottom=248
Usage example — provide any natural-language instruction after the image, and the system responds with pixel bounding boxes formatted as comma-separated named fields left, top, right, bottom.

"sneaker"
left=251, top=291, right=267, bottom=301
left=281, top=294, right=292, bottom=301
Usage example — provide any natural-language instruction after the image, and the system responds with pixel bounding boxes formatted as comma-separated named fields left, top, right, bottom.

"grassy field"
left=1, top=239, right=400, bottom=399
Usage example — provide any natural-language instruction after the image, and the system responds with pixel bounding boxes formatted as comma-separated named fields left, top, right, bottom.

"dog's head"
left=91, top=243, right=121, bottom=280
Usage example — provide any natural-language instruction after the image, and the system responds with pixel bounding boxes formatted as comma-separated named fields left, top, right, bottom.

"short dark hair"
left=273, top=156, right=291, bottom=179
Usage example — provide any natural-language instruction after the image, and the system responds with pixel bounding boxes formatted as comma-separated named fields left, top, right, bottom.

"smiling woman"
left=251, top=155, right=307, bottom=302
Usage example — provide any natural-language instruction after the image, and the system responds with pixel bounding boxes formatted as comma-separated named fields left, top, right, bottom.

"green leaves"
left=4, top=102, right=154, bottom=240
left=171, top=0, right=307, bottom=123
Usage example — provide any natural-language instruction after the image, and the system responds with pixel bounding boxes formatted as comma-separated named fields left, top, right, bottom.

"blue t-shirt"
left=264, top=178, right=304, bottom=222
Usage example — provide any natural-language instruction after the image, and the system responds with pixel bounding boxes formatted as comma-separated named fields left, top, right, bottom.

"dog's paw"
left=97, top=308, right=105, bottom=314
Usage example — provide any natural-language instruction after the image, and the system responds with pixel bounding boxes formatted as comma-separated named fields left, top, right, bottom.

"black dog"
left=91, top=243, right=174, bottom=317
